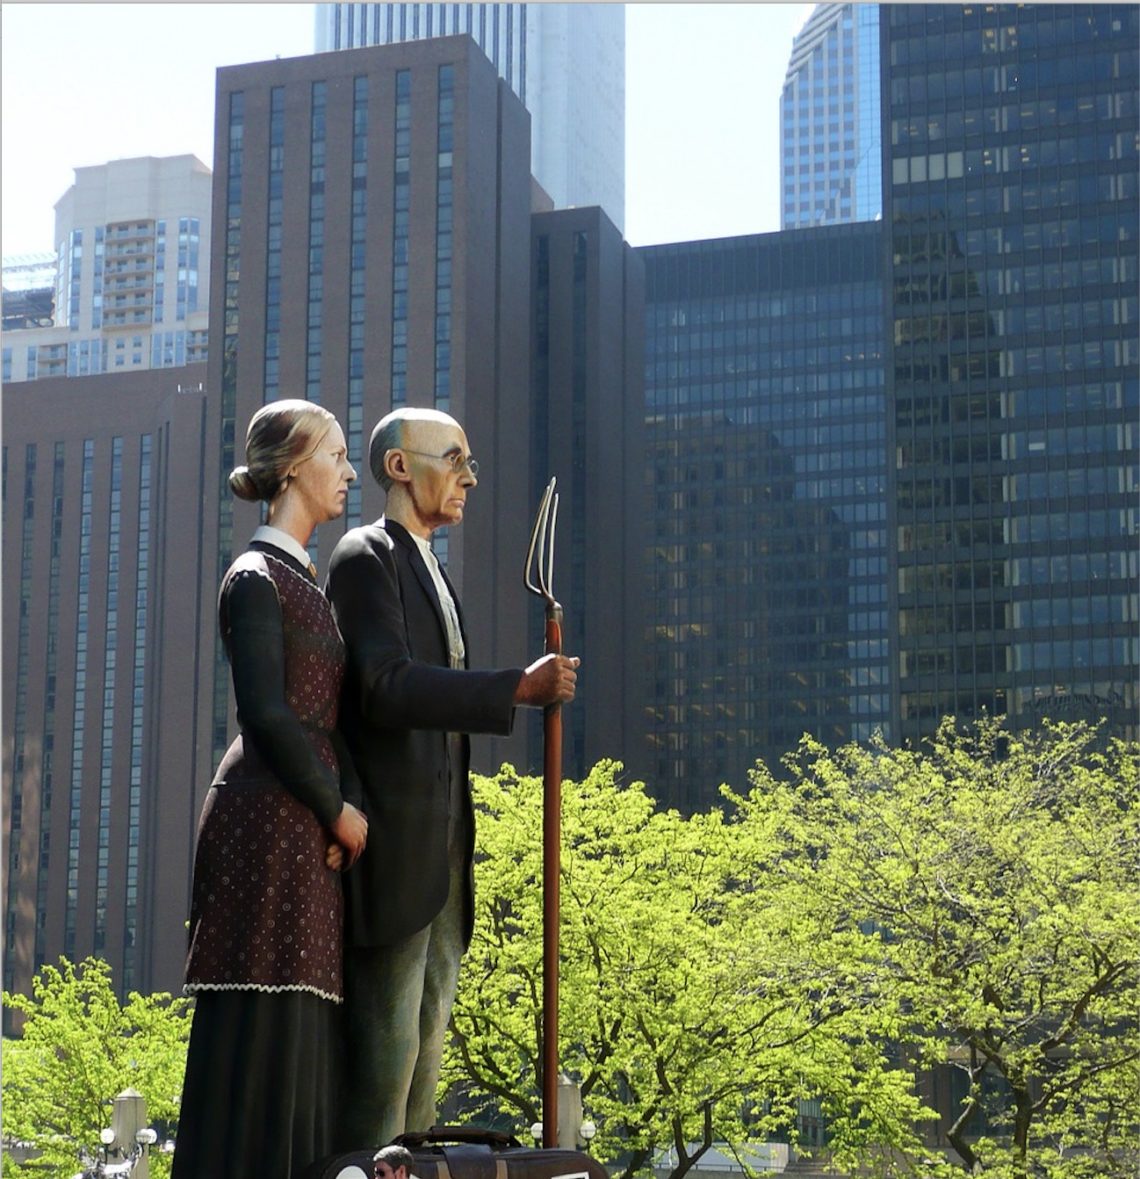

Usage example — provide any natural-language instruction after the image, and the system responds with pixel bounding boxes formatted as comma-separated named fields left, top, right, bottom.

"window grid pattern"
left=568, top=232, right=589, bottom=771
left=150, top=331, right=192, bottom=368
left=122, top=434, right=151, bottom=991
left=435, top=64, right=455, bottom=409
left=64, top=439, right=95, bottom=958
left=265, top=87, right=286, bottom=399
left=66, top=338, right=104, bottom=378
left=391, top=69, right=411, bottom=407
left=781, top=3, right=882, bottom=229
left=347, top=76, right=369, bottom=525
left=91, top=227, right=104, bottom=329
left=306, top=81, right=328, bottom=402
left=887, top=3, right=1139, bottom=738
left=324, top=5, right=527, bottom=103
left=213, top=90, right=245, bottom=766
left=153, top=220, right=167, bottom=324
left=33, top=443, right=66, bottom=970
left=93, top=437, right=123, bottom=954
left=642, top=230, right=890, bottom=808
left=3, top=445, right=37, bottom=990
left=176, top=216, right=201, bottom=321
left=61, top=229, right=82, bottom=329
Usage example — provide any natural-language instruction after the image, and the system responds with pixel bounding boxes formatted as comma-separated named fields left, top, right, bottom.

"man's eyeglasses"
left=402, top=448, right=479, bottom=477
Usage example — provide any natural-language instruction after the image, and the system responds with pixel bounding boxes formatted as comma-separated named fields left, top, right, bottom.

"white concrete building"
left=314, top=3, right=626, bottom=232
left=2, top=155, right=211, bottom=383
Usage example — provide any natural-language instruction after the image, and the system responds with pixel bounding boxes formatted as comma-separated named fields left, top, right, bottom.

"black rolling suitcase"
left=304, top=1125, right=607, bottom=1179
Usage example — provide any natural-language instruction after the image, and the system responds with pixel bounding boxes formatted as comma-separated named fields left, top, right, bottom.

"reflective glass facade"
left=886, top=3, right=1139, bottom=740
left=640, top=225, right=890, bottom=809
left=781, top=3, right=882, bottom=229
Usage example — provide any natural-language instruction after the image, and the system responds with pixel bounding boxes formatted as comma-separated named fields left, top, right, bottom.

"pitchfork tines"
left=524, top=476, right=560, bottom=610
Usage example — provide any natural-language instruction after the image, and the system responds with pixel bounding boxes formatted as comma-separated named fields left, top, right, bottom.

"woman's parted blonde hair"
left=228, top=399, right=336, bottom=503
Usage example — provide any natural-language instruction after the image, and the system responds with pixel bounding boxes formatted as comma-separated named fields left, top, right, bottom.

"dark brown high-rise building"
left=2, top=368, right=210, bottom=1004
left=530, top=207, right=645, bottom=782
left=2, top=36, right=643, bottom=1009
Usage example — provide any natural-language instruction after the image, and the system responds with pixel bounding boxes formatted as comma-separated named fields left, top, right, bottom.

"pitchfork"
left=524, top=476, right=563, bottom=1149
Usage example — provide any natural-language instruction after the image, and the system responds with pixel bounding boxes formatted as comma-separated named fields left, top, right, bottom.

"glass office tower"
left=640, top=223, right=890, bottom=809
left=885, top=4, right=1138, bottom=742
left=781, top=3, right=882, bottom=229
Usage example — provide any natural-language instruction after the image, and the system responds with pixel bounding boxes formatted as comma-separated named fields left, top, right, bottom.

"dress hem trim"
left=185, top=981, right=343, bottom=1004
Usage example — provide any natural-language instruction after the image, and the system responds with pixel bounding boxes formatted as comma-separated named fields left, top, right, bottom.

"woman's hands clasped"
left=326, top=801, right=368, bottom=871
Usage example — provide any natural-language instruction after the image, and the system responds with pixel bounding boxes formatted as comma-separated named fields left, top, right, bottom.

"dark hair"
left=229, top=399, right=335, bottom=503
left=373, top=1145, right=415, bottom=1173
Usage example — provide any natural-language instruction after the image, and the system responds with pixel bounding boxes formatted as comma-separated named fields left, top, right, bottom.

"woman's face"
left=286, top=419, right=356, bottom=525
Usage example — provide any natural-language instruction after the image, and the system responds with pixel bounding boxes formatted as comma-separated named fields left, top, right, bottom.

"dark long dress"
left=172, top=545, right=356, bottom=1179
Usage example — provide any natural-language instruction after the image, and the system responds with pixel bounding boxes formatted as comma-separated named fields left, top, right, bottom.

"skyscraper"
left=780, top=3, right=882, bottom=229
left=314, top=3, right=626, bottom=232
left=530, top=206, right=645, bottom=781
left=2, top=365, right=210, bottom=1006
left=2, top=156, right=211, bottom=382
left=638, top=223, right=890, bottom=808
left=639, top=2, right=1137, bottom=808
left=885, top=2, right=1138, bottom=743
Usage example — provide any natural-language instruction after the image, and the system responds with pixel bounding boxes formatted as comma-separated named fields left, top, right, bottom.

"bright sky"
left=0, top=2, right=815, bottom=257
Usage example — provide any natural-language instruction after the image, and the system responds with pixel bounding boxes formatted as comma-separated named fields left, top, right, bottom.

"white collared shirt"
left=410, top=532, right=466, bottom=669
left=251, top=524, right=314, bottom=575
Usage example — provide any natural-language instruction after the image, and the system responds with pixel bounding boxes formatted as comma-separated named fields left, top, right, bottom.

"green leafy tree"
left=2, top=956, right=191, bottom=1178
left=732, top=717, right=1140, bottom=1178
left=443, top=761, right=934, bottom=1179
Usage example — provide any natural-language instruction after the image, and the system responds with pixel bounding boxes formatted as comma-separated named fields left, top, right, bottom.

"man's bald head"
left=369, top=407, right=462, bottom=491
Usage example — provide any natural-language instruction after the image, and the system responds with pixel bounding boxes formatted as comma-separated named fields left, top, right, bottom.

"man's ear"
left=385, top=449, right=412, bottom=485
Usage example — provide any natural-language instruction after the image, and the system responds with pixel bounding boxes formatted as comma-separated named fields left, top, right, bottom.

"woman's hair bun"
left=228, top=465, right=262, bottom=501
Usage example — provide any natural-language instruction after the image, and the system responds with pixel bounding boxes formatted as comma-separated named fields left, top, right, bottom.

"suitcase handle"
left=394, top=1126, right=523, bottom=1150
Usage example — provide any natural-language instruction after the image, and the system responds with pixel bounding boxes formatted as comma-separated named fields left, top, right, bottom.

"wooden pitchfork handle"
left=524, top=477, right=562, bottom=1149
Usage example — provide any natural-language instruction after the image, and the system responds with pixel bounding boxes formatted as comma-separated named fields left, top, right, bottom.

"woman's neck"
left=266, top=501, right=314, bottom=550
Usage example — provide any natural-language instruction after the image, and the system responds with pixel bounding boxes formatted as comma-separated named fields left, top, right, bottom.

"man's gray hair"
left=368, top=406, right=461, bottom=492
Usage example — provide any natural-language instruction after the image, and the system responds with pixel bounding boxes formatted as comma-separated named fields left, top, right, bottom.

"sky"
left=0, top=2, right=816, bottom=257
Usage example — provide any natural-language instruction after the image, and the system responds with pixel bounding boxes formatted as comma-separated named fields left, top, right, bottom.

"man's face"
left=373, top=1164, right=406, bottom=1179
left=396, top=418, right=478, bottom=537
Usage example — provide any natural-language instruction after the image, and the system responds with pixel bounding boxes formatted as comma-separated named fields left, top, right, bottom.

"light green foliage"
left=445, top=723, right=1137, bottom=1178
left=732, top=717, right=1139, bottom=1177
left=2, top=957, right=191, bottom=1178
left=444, top=761, right=935, bottom=1179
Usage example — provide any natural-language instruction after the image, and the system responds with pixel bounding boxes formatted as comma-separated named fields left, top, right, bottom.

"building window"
left=3, top=444, right=37, bottom=990
left=306, top=80, right=328, bottom=401
left=177, top=216, right=201, bottom=322
left=391, top=69, right=411, bottom=406
left=213, top=88, right=245, bottom=767
left=346, top=74, right=369, bottom=524
left=64, top=439, right=95, bottom=958
left=93, top=437, right=123, bottom=954
left=122, top=434, right=151, bottom=990
left=264, top=87, right=286, bottom=399
left=435, top=64, right=455, bottom=409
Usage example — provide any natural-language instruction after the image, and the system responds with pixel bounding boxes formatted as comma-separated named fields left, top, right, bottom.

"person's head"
left=229, top=398, right=356, bottom=528
left=372, top=1144, right=414, bottom=1179
left=368, top=407, right=478, bottom=538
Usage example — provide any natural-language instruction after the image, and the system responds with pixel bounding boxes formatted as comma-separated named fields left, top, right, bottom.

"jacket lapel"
left=381, top=517, right=453, bottom=659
